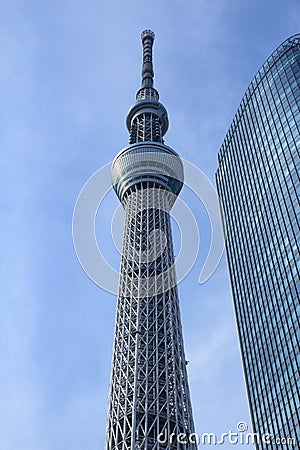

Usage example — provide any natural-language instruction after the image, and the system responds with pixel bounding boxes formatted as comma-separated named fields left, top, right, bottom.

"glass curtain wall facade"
left=216, top=35, right=300, bottom=449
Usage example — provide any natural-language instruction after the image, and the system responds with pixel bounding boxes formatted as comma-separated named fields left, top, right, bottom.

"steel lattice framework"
left=106, top=30, right=196, bottom=450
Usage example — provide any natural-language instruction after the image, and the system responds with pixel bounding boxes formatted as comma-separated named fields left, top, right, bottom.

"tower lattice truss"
left=106, top=30, right=196, bottom=449
left=106, top=187, right=195, bottom=449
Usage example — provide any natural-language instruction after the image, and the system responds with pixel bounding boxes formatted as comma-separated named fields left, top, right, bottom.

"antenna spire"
left=126, top=30, right=169, bottom=143
left=141, top=30, right=155, bottom=87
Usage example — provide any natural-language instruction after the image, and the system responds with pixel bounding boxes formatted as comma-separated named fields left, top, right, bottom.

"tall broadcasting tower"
left=107, top=30, right=196, bottom=449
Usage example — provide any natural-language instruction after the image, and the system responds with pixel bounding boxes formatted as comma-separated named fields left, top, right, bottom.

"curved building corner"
left=216, top=34, right=300, bottom=449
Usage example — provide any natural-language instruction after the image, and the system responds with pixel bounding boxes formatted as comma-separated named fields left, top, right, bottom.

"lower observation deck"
left=111, top=142, right=184, bottom=204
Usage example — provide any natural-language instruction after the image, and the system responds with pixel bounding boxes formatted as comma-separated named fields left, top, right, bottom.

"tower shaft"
left=106, top=186, right=195, bottom=449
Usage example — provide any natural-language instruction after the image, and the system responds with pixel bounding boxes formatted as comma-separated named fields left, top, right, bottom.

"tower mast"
left=106, top=30, right=196, bottom=450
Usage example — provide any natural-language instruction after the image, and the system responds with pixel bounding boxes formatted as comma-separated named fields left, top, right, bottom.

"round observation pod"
left=111, top=142, right=184, bottom=205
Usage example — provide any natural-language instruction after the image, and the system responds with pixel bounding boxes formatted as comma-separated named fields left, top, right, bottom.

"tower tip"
left=141, top=29, right=155, bottom=42
left=141, top=30, right=155, bottom=88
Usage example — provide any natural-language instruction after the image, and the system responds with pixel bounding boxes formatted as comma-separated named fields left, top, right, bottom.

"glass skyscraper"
left=216, top=34, right=300, bottom=449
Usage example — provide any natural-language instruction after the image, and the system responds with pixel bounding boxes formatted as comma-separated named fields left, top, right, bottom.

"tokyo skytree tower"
left=106, top=30, right=196, bottom=450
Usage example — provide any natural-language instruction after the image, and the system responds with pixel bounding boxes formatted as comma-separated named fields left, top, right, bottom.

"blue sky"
left=1, top=1, right=299, bottom=449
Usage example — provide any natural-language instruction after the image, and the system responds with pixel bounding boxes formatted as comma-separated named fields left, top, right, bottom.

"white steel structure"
left=106, top=30, right=196, bottom=450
